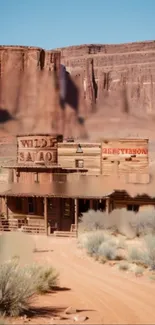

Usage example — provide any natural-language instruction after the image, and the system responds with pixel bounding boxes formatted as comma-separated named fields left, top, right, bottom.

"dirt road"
left=33, top=236, right=155, bottom=324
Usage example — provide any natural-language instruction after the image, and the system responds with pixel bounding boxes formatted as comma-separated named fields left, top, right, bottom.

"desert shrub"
left=144, top=234, right=155, bottom=269
left=119, top=262, right=129, bottom=271
left=130, top=208, right=155, bottom=237
left=98, top=242, right=117, bottom=260
left=135, top=266, right=144, bottom=276
left=78, top=210, right=107, bottom=232
left=83, top=231, right=106, bottom=256
left=129, top=235, right=155, bottom=269
left=78, top=231, right=119, bottom=260
left=0, top=260, right=36, bottom=316
left=0, top=259, right=59, bottom=316
left=79, top=208, right=137, bottom=238
left=128, top=247, right=149, bottom=265
left=79, top=207, right=155, bottom=239
left=25, top=264, right=59, bottom=294
left=117, top=237, right=127, bottom=249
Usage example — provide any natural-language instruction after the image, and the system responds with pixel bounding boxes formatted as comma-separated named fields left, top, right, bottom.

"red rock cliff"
left=0, top=46, right=61, bottom=134
left=58, top=41, right=155, bottom=116
left=0, top=41, right=155, bottom=139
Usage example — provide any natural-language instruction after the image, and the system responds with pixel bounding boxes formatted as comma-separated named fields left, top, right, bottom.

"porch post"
left=74, top=198, right=78, bottom=237
left=90, top=199, right=93, bottom=209
left=5, top=197, right=8, bottom=220
left=106, top=197, right=110, bottom=213
left=44, top=197, right=48, bottom=236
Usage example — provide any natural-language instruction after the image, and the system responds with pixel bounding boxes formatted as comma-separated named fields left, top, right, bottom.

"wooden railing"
left=0, top=215, right=45, bottom=234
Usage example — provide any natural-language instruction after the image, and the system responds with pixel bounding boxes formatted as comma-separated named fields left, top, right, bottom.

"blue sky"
left=0, top=0, right=155, bottom=49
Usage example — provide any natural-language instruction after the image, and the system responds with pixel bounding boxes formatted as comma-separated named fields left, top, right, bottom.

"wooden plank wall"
left=58, top=143, right=101, bottom=175
left=101, top=138, right=149, bottom=176
left=18, top=171, right=34, bottom=184
left=18, top=170, right=52, bottom=184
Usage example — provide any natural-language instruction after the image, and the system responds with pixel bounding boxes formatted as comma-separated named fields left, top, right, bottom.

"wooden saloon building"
left=0, top=133, right=154, bottom=236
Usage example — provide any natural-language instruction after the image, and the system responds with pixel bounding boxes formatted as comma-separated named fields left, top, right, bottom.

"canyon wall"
left=58, top=41, right=155, bottom=117
left=0, top=41, right=155, bottom=141
left=0, top=46, right=61, bottom=134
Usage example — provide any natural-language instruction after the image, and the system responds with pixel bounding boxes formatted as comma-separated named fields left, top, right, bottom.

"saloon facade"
left=0, top=133, right=154, bottom=236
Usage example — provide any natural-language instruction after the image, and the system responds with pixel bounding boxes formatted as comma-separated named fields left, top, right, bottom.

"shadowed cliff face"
left=0, top=46, right=88, bottom=139
left=0, top=46, right=61, bottom=134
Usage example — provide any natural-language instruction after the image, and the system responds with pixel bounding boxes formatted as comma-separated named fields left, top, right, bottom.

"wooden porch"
left=0, top=196, right=79, bottom=237
left=0, top=196, right=110, bottom=237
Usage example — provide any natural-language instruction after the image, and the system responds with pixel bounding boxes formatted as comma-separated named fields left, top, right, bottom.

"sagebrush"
left=25, top=264, right=59, bottom=294
left=0, top=260, right=36, bottom=316
left=128, top=235, right=155, bottom=269
left=78, top=231, right=118, bottom=260
left=0, top=259, right=59, bottom=316
left=79, top=207, right=155, bottom=238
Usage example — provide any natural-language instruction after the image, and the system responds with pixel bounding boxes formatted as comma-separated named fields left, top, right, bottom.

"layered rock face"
left=59, top=41, right=155, bottom=117
left=0, top=46, right=61, bottom=134
left=0, top=41, right=155, bottom=140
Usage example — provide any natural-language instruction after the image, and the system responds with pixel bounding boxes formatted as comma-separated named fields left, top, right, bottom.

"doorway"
left=79, top=199, right=90, bottom=216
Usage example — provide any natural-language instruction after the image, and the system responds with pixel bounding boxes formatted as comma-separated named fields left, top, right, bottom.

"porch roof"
left=2, top=163, right=88, bottom=172
left=0, top=175, right=155, bottom=199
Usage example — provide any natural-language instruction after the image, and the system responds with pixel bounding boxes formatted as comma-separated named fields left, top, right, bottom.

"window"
left=127, top=204, right=139, bottom=213
left=75, top=159, right=84, bottom=168
left=64, top=199, right=71, bottom=218
left=28, top=197, right=35, bottom=214
left=16, top=198, right=22, bottom=211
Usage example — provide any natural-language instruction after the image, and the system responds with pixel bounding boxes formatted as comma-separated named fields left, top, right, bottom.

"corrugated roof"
left=0, top=175, right=155, bottom=199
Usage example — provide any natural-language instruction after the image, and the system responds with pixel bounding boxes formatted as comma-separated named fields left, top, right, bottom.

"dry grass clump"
left=25, top=264, right=59, bottom=294
left=0, top=260, right=36, bottom=317
left=0, top=259, right=59, bottom=317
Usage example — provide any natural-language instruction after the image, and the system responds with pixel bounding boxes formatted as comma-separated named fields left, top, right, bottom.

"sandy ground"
left=8, top=235, right=155, bottom=325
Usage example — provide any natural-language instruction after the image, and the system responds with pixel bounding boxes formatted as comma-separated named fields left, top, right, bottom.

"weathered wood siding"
left=17, top=169, right=52, bottom=184
left=101, top=138, right=149, bottom=176
left=58, top=143, right=101, bottom=175
left=2, top=197, right=44, bottom=219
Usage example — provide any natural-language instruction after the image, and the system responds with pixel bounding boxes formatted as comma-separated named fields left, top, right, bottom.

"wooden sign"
left=102, top=147, right=148, bottom=155
left=17, top=135, right=58, bottom=165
